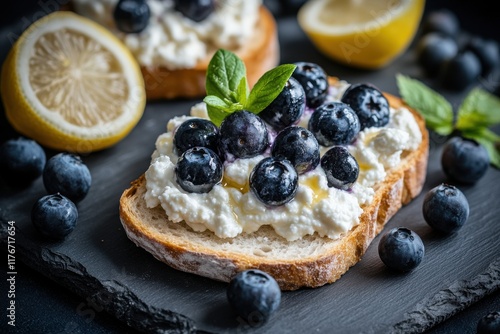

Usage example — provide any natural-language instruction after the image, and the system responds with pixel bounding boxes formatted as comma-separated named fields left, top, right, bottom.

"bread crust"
left=119, top=81, right=429, bottom=290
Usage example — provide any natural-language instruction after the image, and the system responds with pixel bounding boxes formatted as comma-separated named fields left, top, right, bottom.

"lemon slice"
left=298, top=0, right=425, bottom=69
left=1, top=11, right=146, bottom=153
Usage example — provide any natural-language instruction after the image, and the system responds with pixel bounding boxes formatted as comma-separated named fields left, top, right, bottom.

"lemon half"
left=1, top=11, right=146, bottom=153
left=298, top=0, right=425, bottom=69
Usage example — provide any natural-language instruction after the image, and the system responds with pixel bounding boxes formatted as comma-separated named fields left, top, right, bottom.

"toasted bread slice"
left=119, top=83, right=429, bottom=291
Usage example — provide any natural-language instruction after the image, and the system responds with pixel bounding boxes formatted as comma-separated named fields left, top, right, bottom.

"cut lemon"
left=1, top=11, right=146, bottom=153
left=298, top=0, right=425, bottom=69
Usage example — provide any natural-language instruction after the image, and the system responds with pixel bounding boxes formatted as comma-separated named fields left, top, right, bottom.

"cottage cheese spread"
left=144, top=85, right=422, bottom=241
left=72, top=0, right=261, bottom=69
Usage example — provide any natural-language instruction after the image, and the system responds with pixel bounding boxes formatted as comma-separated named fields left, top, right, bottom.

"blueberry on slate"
left=423, top=183, right=469, bottom=234
left=31, top=193, right=78, bottom=240
left=271, top=126, right=320, bottom=174
left=250, top=156, right=298, bottom=206
left=174, top=0, right=215, bottom=22
left=259, top=77, right=305, bottom=131
left=477, top=311, right=500, bottom=334
left=463, top=36, right=500, bottom=77
left=43, top=153, right=92, bottom=203
left=173, top=118, right=220, bottom=157
left=220, top=110, right=269, bottom=160
left=378, top=227, right=425, bottom=272
left=175, top=147, right=222, bottom=193
left=416, top=33, right=458, bottom=76
left=227, top=269, right=281, bottom=324
left=0, top=137, right=46, bottom=185
left=113, top=0, right=150, bottom=33
left=308, top=102, right=360, bottom=146
left=440, top=51, right=482, bottom=91
left=341, top=83, right=389, bottom=130
left=292, top=62, right=329, bottom=108
left=421, top=9, right=460, bottom=38
left=441, top=137, right=489, bottom=184
left=321, top=146, right=359, bottom=190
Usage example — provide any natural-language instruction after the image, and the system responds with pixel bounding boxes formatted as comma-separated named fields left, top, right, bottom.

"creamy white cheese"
left=144, top=90, right=422, bottom=241
left=72, top=0, right=261, bottom=69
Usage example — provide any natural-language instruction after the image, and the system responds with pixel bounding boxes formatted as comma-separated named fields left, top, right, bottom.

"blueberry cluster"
left=0, top=137, right=91, bottom=240
left=415, top=9, right=500, bottom=91
left=113, top=0, right=216, bottom=33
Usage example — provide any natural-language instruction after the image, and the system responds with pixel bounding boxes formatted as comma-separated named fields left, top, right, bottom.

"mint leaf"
left=206, top=104, right=227, bottom=127
left=204, top=95, right=230, bottom=110
left=206, top=49, right=246, bottom=101
left=204, top=95, right=243, bottom=126
left=456, top=88, right=500, bottom=131
left=236, top=76, right=249, bottom=107
left=396, top=74, right=454, bottom=136
left=461, top=127, right=500, bottom=169
left=245, top=64, right=297, bottom=114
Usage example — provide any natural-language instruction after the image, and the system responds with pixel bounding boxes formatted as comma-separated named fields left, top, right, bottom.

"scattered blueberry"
left=422, top=183, right=470, bottom=234
left=441, top=137, right=489, bottom=184
left=308, top=102, right=360, bottom=146
left=31, top=193, right=78, bottom=240
left=463, top=36, right=500, bottom=77
left=227, top=269, right=281, bottom=324
left=341, top=83, right=389, bottom=130
left=220, top=110, right=269, bottom=160
left=259, top=77, right=305, bottom=131
left=113, top=0, right=150, bottom=33
left=250, top=156, right=298, bottom=206
left=321, top=146, right=359, bottom=190
left=421, top=9, right=460, bottom=38
left=174, top=0, right=215, bottom=22
left=0, top=137, right=46, bottom=185
left=43, top=153, right=92, bottom=203
left=378, top=227, right=425, bottom=272
left=477, top=311, right=500, bottom=334
left=292, top=62, right=329, bottom=108
left=416, top=33, right=458, bottom=76
left=174, top=118, right=220, bottom=157
left=271, top=126, right=320, bottom=174
left=175, top=147, right=222, bottom=193
left=439, top=51, right=482, bottom=91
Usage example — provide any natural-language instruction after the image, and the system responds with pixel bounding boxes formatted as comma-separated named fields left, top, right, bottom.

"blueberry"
left=250, top=156, right=298, bottom=206
left=308, top=102, right=360, bottom=146
left=43, top=153, right=92, bottom=203
left=292, top=62, right=329, bottom=108
left=0, top=137, right=46, bottom=185
left=422, top=184, right=469, bottom=234
left=440, top=51, right=482, bottom=91
left=378, top=227, right=425, bottom=272
left=220, top=110, right=269, bottom=160
left=441, top=137, right=489, bottom=184
left=463, top=36, right=500, bottom=77
left=173, top=118, right=220, bottom=157
left=477, top=311, right=500, bottom=334
left=31, top=193, right=78, bottom=240
left=421, top=9, right=460, bottom=38
left=113, top=0, right=150, bottom=33
left=227, top=269, right=281, bottom=324
left=341, top=83, right=389, bottom=130
left=321, top=146, right=359, bottom=190
left=175, top=147, right=222, bottom=193
left=174, top=0, right=215, bottom=22
left=259, top=77, right=305, bottom=131
left=271, top=126, right=320, bottom=174
left=416, top=33, right=458, bottom=76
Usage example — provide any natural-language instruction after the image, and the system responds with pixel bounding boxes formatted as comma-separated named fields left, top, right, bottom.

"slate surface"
left=1, top=2, right=500, bottom=334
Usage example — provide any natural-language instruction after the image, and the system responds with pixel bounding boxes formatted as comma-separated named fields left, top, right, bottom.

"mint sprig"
left=203, top=49, right=296, bottom=126
left=396, top=74, right=500, bottom=169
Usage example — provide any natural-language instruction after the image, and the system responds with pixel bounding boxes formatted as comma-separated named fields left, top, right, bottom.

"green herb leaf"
left=206, top=104, right=227, bottom=127
left=396, top=74, right=454, bottom=136
left=204, top=95, right=244, bottom=126
left=205, top=49, right=246, bottom=101
left=245, top=64, right=297, bottom=114
left=236, top=76, right=249, bottom=107
left=456, top=88, right=500, bottom=131
left=461, top=127, right=500, bottom=169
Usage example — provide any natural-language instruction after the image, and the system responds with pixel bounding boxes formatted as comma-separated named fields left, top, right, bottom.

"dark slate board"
left=1, top=6, right=500, bottom=334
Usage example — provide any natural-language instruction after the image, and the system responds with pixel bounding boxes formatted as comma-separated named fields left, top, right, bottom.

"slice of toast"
left=119, top=82, right=429, bottom=291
